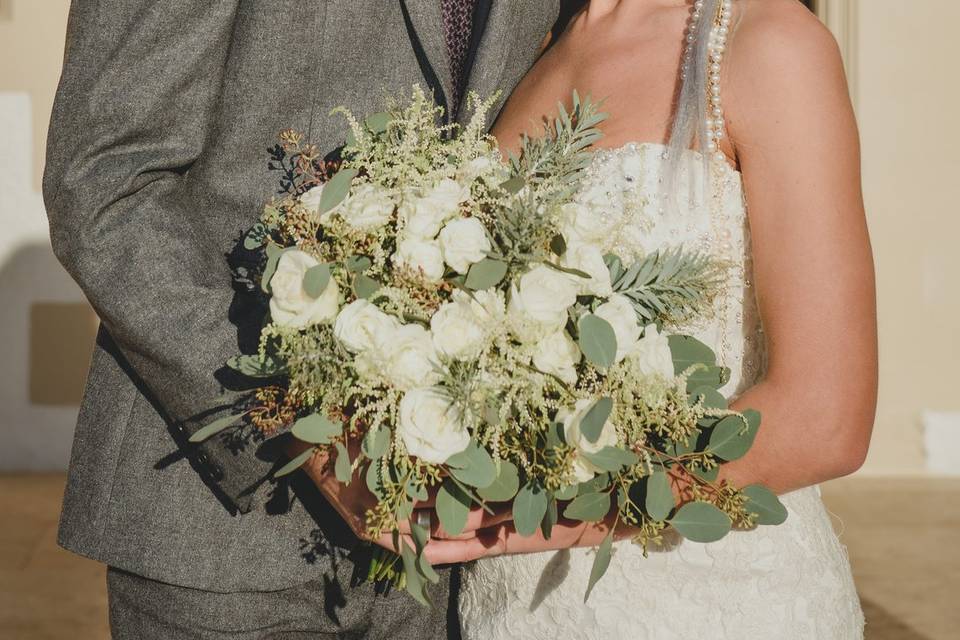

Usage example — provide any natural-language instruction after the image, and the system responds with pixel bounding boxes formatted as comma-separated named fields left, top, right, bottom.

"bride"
left=423, top=0, right=877, bottom=637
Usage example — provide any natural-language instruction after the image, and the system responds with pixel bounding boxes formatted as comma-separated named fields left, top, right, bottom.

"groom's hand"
left=291, top=441, right=513, bottom=552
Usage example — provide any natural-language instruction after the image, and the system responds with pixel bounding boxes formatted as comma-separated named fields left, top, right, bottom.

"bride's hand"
left=422, top=516, right=637, bottom=565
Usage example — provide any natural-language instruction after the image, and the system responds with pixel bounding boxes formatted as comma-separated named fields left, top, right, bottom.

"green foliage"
left=447, top=442, right=498, bottom=489
left=612, top=249, right=726, bottom=326
left=291, top=413, right=343, bottom=444
left=743, top=485, right=788, bottom=525
left=275, top=447, right=314, bottom=478
left=188, top=412, right=244, bottom=443
left=465, top=258, right=508, bottom=291
left=580, top=397, right=614, bottom=444
left=513, top=483, right=549, bottom=537
left=436, top=479, right=471, bottom=536
left=318, top=168, right=357, bottom=214
left=302, top=264, right=331, bottom=298
left=563, top=491, right=611, bottom=522
left=584, top=529, right=614, bottom=602
left=670, top=502, right=732, bottom=543
left=644, top=471, right=675, bottom=521
left=578, top=314, right=618, bottom=369
left=477, top=460, right=521, bottom=502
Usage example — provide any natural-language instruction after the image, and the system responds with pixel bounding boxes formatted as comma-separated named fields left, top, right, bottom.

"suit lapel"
left=400, top=0, right=454, bottom=119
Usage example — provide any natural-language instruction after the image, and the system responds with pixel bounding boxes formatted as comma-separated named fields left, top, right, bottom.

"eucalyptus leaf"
left=446, top=442, right=498, bottom=490
left=400, top=541, right=430, bottom=606
left=416, top=548, right=441, bottom=584
left=477, top=460, right=521, bottom=502
left=584, top=529, right=614, bottom=602
left=670, top=502, right=732, bottom=543
left=243, top=222, right=267, bottom=250
left=581, top=446, right=640, bottom=472
left=554, top=484, right=578, bottom=501
left=686, top=365, right=730, bottom=390
left=580, top=397, right=613, bottom=444
left=366, top=462, right=386, bottom=501
left=578, top=314, right=618, bottom=369
left=227, top=354, right=286, bottom=378
left=645, top=471, right=675, bottom=521
left=302, top=263, right=331, bottom=298
left=318, top=168, right=358, bottom=215
left=690, top=386, right=727, bottom=410
left=436, top=479, right=471, bottom=536
left=709, top=415, right=757, bottom=461
left=465, top=258, right=508, bottom=290
left=334, top=442, right=353, bottom=484
left=362, top=425, right=390, bottom=460
left=550, top=234, right=567, bottom=256
left=365, top=112, right=392, bottom=134
left=261, top=245, right=287, bottom=293
left=291, top=413, right=343, bottom=444
left=513, top=483, right=549, bottom=537
left=499, top=176, right=525, bottom=194
left=188, top=413, right=243, bottom=443
left=563, top=491, right=611, bottom=522
left=345, top=255, right=373, bottom=273
left=668, top=335, right=717, bottom=374
left=354, top=274, right=381, bottom=299
left=541, top=497, right=559, bottom=540
left=275, top=447, right=314, bottom=478
left=743, top=485, right=788, bottom=525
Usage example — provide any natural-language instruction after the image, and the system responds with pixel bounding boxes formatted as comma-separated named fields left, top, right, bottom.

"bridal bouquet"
left=194, top=87, right=787, bottom=604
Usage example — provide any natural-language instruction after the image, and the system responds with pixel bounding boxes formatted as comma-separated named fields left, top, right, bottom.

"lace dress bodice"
left=457, top=144, right=865, bottom=640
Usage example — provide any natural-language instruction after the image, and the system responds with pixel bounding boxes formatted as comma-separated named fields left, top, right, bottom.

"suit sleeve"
left=43, top=0, right=268, bottom=512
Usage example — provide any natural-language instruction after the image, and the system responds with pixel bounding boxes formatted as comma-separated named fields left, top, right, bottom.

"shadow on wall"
left=0, top=241, right=97, bottom=471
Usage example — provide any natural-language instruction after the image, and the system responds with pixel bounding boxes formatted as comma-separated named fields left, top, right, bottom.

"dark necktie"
left=441, top=0, right=479, bottom=118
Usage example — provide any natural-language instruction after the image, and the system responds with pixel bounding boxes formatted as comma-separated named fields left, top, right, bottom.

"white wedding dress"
left=458, top=142, right=865, bottom=639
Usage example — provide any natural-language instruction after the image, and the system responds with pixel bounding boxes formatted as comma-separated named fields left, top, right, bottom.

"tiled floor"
left=1, top=474, right=957, bottom=639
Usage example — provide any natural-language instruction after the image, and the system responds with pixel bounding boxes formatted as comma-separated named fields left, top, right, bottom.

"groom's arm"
left=43, top=0, right=268, bottom=512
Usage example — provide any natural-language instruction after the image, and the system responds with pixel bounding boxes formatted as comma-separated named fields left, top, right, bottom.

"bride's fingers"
left=372, top=530, right=416, bottom=554
left=423, top=526, right=509, bottom=565
left=431, top=504, right=513, bottom=539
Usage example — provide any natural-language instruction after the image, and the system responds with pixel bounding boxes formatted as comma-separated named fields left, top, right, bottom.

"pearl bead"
left=707, top=141, right=718, bottom=152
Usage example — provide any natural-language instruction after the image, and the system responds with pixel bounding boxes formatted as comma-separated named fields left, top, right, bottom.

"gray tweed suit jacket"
left=44, top=0, right=558, bottom=598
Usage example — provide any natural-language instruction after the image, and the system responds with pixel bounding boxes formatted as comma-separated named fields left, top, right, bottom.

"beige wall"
left=1, top=0, right=957, bottom=473
left=818, top=0, right=960, bottom=473
left=0, top=0, right=69, bottom=191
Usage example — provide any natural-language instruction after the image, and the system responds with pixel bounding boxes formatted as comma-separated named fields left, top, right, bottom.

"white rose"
left=401, top=178, right=470, bottom=239
left=561, top=242, right=613, bottom=297
left=341, top=183, right=395, bottom=230
left=506, top=265, right=578, bottom=343
left=594, top=294, right=642, bottom=364
left=333, top=299, right=399, bottom=353
left=559, top=398, right=621, bottom=483
left=438, top=217, right=492, bottom=274
left=558, top=201, right=619, bottom=246
left=394, top=235, right=445, bottom=282
left=431, top=295, right=488, bottom=361
left=532, top=330, right=581, bottom=385
left=383, top=324, right=443, bottom=391
left=398, top=387, right=471, bottom=464
left=269, top=250, right=340, bottom=328
left=631, top=324, right=676, bottom=380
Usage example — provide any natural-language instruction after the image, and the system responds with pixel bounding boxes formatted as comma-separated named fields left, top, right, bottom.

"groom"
left=44, top=1, right=559, bottom=637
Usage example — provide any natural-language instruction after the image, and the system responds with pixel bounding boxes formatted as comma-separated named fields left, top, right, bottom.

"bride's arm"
left=420, top=6, right=876, bottom=565
left=719, top=4, right=876, bottom=494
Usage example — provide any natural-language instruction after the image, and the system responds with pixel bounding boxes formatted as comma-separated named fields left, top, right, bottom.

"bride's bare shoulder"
left=726, top=0, right=852, bottom=143
left=731, top=0, right=843, bottom=77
